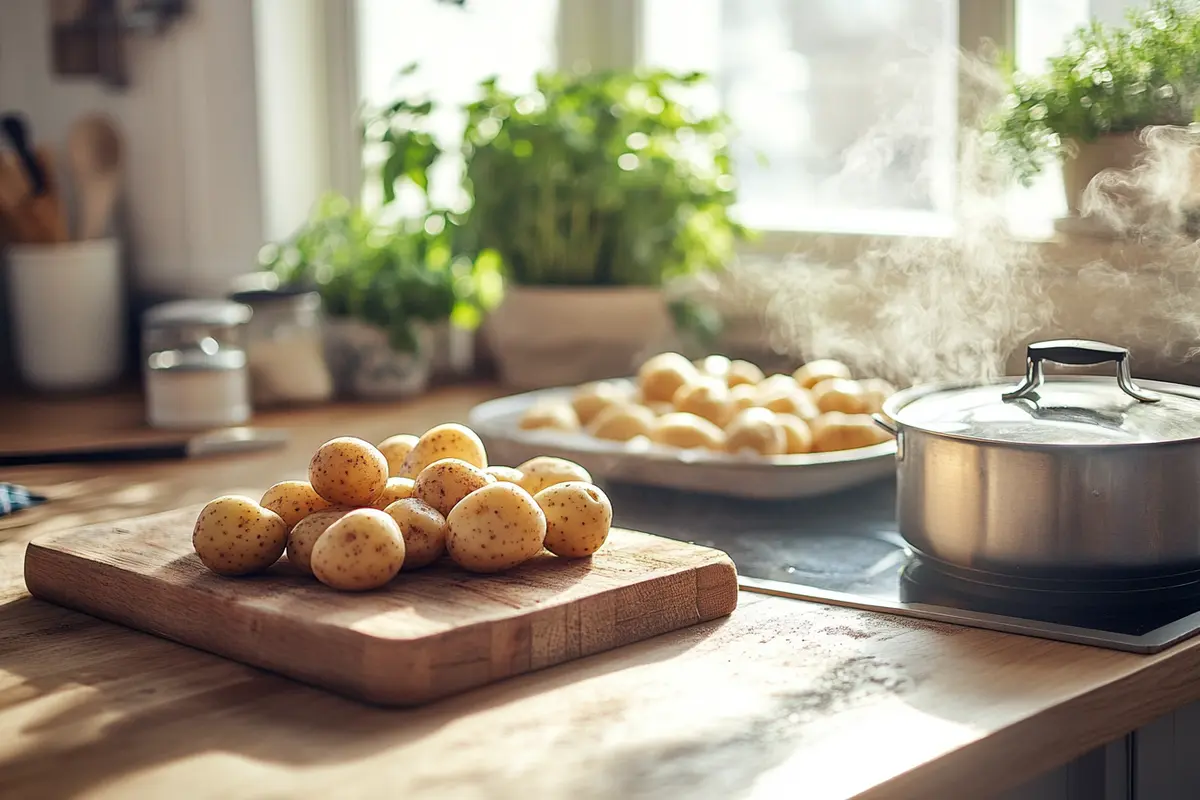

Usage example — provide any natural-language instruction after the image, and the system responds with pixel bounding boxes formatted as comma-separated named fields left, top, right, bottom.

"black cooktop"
left=605, top=477, right=1200, bottom=653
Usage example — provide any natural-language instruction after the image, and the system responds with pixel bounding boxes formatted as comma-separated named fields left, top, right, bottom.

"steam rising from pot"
left=737, top=51, right=1200, bottom=386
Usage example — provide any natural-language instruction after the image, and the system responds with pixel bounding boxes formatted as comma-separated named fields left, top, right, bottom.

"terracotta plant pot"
left=484, top=286, right=675, bottom=390
left=1061, top=132, right=1144, bottom=216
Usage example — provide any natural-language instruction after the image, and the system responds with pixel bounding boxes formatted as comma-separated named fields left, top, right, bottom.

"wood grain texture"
left=23, top=507, right=738, bottom=706
left=8, top=387, right=1200, bottom=799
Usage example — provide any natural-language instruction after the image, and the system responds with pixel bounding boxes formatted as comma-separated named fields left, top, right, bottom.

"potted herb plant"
left=461, top=68, right=744, bottom=389
left=993, top=0, right=1200, bottom=216
left=259, top=194, right=498, bottom=399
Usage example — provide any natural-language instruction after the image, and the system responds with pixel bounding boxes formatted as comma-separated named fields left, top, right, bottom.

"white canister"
left=141, top=299, right=253, bottom=430
left=6, top=238, right=125, bottom=391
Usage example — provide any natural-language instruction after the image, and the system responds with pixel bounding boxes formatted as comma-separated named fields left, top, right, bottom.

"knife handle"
left=0, top=441, right=188, bottom=467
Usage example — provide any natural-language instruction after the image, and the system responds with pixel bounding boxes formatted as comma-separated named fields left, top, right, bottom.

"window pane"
left=356, top=0, right=559, bottom=212
left=1005, top=0, right=1090, bottom=237
left=643, top=0, right=958, bottom=233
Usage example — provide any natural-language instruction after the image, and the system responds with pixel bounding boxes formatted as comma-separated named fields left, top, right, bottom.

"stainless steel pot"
left=875, top=340, right=1200, bottom=580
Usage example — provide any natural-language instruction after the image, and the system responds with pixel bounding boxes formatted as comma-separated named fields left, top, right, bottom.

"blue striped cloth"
left=0, top=483, right=46, bottom=517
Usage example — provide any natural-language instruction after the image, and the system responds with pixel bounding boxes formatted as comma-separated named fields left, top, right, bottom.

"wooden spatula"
left=67, top=113, right=123, bottom=240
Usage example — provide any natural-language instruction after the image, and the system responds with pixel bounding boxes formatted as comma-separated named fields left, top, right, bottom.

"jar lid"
left=886, top=340, right=1200, bottom=446
left=228, top=271, right=319, bottom=303
left=144, top=299, right=252, bottom=329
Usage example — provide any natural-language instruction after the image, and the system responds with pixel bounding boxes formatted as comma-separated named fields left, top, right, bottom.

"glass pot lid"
left=888, top=340, right=1200, bottom=446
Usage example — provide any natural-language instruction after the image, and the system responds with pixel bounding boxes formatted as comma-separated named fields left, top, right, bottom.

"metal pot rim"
left=883, top=374, right=1200, bottom=449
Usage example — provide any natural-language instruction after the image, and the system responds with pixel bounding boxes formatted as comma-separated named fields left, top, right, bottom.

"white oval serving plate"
left=468, top=385, right=898, bottom=500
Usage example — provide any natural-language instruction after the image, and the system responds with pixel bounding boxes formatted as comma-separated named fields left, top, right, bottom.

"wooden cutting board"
left=23, top=506, right=738, bottom=707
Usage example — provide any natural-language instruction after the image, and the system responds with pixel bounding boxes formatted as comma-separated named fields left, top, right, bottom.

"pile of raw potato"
left=192, top=423, right=609, bottom=591
left=521, top=352, right=896, bottom=456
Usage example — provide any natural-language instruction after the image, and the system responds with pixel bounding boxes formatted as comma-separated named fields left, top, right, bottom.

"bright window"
left=643, top=0, right=959, bottom=234
left=356, top=0, right=559, bottom=212
left=349, top=0, right=1101, bottom=238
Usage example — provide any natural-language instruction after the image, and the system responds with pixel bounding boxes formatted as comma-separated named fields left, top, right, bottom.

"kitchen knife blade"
left=0, top=427, right=289, bottom=467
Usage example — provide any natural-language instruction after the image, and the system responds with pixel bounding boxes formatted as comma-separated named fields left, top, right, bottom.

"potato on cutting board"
left=308, top=437, right=389, bottom=506
left=412, top=458, right=492, bottom=517
left=535, top=481, right=612, bottom=558
left=399, top=423, right=488, bottom=478
left=260, top=481, right=331, bottom=530
left=516, top=456, right=593, bottom=496
left=192, top=495, right=288, bottom=576
left=310, top=509, right=406, bottom=591
left=382, top=497, right=447, bottom=570
left=446, top=482, right=547, bottom=573
left=286, top=507, right=353, bottom=575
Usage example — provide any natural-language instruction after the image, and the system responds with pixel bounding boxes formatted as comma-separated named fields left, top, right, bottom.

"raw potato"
left=571, top=381, right=630, bottom=425
left=413, top=458, right=492, bottom=517
left=588, top=402, right=656, bottom=442
left=726, top=359, right=765, bottom=388
left=724, top=408, right=787, bottom=456
left=519, top=401, right=580, bottom=432
left=859, top=378, right=898, bottom=414
left=371, top=477, right=416, bottom=509
left=398, top=423, right=488, bottom=478
left=812, top=378, right=868, bottom=414
left=672, top=377, right=735, bottom=427
left=729, top=383, right=758, bottom=413
left=517, top=456, right=593, bottom=496
left=446, top=482, right=547, bottom=573
left=794, top=358, right=852, bottom=390
left=378, top=434, right=419, bottom=477
left=308, top=436, right=389, bottom=506
left=776, top=414, right=814, bottom=454
left=651, top=412, right=726, bottom=451
left=286, top=507, right=353, bottom=575
left=811, top=412, right=891, bottom=452
left=193, top=495, right=288, bottom=576
left=310, top=508, right=406, bottom=591
left=485, top=465, right=524, bottom=484
left=383, top=498, right=447, bottom=570
left=260, top=480, right=331, bottom=530
left=637, top=352, right=698, bottom=403
left=535, top=481, right=613, bottom=558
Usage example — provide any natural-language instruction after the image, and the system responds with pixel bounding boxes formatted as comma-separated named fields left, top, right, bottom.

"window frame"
left=307, top=0, right=1016, bottom=257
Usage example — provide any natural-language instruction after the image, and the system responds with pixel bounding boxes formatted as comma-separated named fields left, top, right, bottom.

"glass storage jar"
left=141, top=300, right=253, bottom=430
left=229, top=273, right=334, bottom=406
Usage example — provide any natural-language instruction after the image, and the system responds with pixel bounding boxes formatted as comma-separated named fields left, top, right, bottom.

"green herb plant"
left=261, top=63, right=501, bottom=354
left=993, top=0, right=1200, bottom=184
left=461, top=69, right=747, bottom=286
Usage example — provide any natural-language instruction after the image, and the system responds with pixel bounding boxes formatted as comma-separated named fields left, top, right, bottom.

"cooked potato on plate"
left=794, top=358, right=852, bottom=390
left=637, top=352, right=699, bottom=403
left=651, top=412, right=726, bottom=451
left=519, top=401, right=580, bottom=432
left=724, top=408, right=787, bottom=456
left=810, top=412, right=891, bottom=452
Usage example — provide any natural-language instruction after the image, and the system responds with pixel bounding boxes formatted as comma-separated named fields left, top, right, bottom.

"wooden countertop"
left=4, top=386, right=1200, bottom=799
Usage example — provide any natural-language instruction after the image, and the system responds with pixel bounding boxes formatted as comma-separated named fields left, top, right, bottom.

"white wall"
left=0, top=0, right=264, bottom=298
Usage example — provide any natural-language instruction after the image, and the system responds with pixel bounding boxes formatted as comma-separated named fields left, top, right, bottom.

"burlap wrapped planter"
left=484, top=286, right=675, bottom=390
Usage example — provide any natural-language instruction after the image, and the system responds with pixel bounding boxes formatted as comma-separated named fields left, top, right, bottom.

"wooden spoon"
left=67, top=113, right=123, bottom=241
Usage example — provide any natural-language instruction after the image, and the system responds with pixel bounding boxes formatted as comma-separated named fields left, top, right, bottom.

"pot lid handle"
left=1002, top=339, right=1161, bottom=404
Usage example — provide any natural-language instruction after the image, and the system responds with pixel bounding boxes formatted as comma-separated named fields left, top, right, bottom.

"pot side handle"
left=1003, top=339, right=1161, bottom=404
left=871, top=413, right=899, bottom=437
